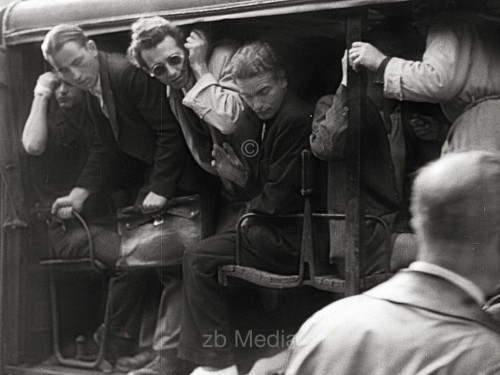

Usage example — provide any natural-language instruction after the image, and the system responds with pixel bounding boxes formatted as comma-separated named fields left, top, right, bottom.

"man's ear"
left=277, top=70, right=288, bottom=89
left=87, top=40, right=98, bottom=57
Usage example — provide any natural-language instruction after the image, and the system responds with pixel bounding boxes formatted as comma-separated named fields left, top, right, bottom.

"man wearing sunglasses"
left=126, top=16, right=262, bottom=375
left=128, top=16, right=260, bottom=187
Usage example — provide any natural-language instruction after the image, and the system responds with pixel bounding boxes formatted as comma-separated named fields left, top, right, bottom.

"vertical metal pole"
left=345, top=11, right=366, bottom=296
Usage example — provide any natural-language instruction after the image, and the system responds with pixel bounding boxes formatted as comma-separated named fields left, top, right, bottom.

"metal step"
left=5, top=364, right=116, bottom=375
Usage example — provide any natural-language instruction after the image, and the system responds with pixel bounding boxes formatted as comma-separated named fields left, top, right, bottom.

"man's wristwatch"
left=373, top=56, right=392, bottom=85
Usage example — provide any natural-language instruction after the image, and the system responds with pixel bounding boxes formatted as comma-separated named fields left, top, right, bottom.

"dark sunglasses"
left=149, top=55, right=184, bottom=77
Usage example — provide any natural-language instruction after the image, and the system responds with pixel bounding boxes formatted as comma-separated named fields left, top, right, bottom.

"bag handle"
left=117, top=194, right=200, bottom=225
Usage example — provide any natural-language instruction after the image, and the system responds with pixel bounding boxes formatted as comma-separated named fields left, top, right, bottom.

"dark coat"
left=247, top=92, right=313, bottom=215
left=77, top=52, right=202, bottom=199
left=29, top=100, right=113, bottom=224
left=30, top=101, right=93, bottom=206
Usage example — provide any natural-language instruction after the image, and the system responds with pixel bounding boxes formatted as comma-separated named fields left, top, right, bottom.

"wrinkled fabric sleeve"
left=310, top=85, right=348, bottom=161
left=123, top=67, right=187, bottom=199
left=247, top=116, right=311, bottom=215
left=182, top=42, right=247, bottom=135
left=384, top=17, right=472, bottom=103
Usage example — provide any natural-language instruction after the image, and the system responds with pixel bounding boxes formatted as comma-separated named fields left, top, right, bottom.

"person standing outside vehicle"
left=284, top=151, right=500, bottom=374
left=348, top=0, right=500, bottom=154
left=248, top=151, right=500, bottom=375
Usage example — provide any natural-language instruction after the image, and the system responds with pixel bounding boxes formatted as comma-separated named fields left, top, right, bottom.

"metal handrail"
left=32, top=206, right=103, bottom=273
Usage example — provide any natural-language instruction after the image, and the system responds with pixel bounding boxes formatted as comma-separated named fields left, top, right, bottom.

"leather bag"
left=116, top=195, right=201, bottom=269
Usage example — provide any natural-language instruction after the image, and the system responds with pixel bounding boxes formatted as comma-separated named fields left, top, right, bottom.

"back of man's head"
left=42, top=24, right=88, bottom=61
left=411, top=151, right=500, bottom=262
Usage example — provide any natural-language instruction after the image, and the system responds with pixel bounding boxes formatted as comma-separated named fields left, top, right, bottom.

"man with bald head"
left=255, top=151, right=500, bottom=374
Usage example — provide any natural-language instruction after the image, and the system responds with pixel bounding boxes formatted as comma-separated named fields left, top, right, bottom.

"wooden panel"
left=344, top=11, right=366, bottom=296
left=0, top=43, right=52, bottom=368
left=0, top=43, right=26, bottom=369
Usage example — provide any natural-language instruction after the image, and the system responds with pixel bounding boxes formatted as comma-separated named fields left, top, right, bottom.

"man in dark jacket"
left=42, top=24, right=202, bottom=217
left=40, top=24, right=204, bottom=370
left=179, top=41, right=313, bottom=375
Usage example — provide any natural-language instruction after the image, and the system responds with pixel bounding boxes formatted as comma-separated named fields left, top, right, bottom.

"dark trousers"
left=48, top=219, right=121, bottom=267
left=108, top=270, right=159, bottom=339
left=48, top=219, right=153, bottom=340
left=178, top=220, right=302, bottom=368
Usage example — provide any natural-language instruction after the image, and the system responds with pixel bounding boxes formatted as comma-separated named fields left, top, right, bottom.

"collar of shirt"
left=88, top=76, right=109, bottom=119
left=409, top=261, right=486, bottom=306
left=88, top=76, right=102, bottom=98
left=166, top=85, right=188, bottom=98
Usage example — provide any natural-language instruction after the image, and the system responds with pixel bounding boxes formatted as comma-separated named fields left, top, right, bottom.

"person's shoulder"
left=101, top=51, right=138, bottom=78
left=294, top=295, right=383, bottom=344
left=470, top=324, right=500, bottom=348
left=302, top=294, right=378, bottom=328
left=210, top=39, right=240, bottom=59
left=208, top=39, right=240, bottom=78
left=450, top=328, right=500, bottom=373
left=102, top=51, right=156, bottom=94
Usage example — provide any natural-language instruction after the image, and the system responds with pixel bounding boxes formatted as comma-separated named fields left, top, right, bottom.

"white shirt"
left=88, top=76, right=109, bottom=119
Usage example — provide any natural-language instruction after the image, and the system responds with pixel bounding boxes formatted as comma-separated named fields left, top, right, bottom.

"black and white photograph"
left=1, top=0, right=500, bottom=374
